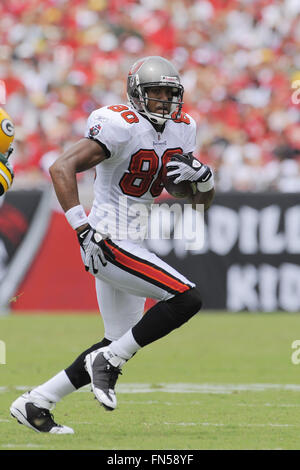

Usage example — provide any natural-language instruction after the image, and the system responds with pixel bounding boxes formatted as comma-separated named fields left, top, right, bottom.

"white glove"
left=77, top=224, right=115, bottom=274
left=166, top=153, right=214, bottom=192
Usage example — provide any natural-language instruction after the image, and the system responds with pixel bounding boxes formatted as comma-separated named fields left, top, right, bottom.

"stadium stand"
left=0, top=0, right=299, bottom=192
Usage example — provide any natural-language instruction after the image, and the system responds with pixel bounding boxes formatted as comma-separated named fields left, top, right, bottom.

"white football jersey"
left=84, top=104, right=196, bottom=242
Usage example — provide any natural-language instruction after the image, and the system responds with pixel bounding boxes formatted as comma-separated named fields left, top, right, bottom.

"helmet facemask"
left=143, top=83, right=183, bottom=125
left=0, top=145, right=13, bottom=161
left=127, top=57, right=184, bottom=126
left=5, top=144, right=13, bottom=159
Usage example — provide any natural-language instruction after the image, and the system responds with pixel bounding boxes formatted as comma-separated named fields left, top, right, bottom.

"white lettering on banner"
left=227, top=265, right=258, bottom=311
left=208, top=206, right=239, bottom=255
left=227, top=264, right=300, bottom=312
left=260, top=205, right=285, bottom=254
left=239, top=207, right=259, bottom=254
left=279, top=264, right=300, bottom=312
left=285, top=206, right=300, bottom=253
left=202, top=204, right=300, bottom=255
left=144, top=201, right=300, bottom=311
left=139, top=203, right=300, bottom=255
left=146, top=204, right=300, bottom=258
left=259, top=265, right=278, bottom=312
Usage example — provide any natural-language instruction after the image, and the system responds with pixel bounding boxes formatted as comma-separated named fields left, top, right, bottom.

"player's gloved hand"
left=0, top=153, right=14, bottom=196
left=77, top=224, right=115, bottom=274
left=166, top=153, right=214, bottom=192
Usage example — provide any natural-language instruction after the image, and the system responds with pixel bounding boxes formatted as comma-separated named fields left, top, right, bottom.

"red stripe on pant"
left=104, top=240, right=190, bottom=294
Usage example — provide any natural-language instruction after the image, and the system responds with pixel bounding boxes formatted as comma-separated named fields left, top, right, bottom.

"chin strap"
left=0, top=145, right=13, bottom=160
left=7, top=146, right=13, bottom=159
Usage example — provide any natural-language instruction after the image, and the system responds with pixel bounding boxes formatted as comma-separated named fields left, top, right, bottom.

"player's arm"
left=49, top=137, right=115, bottom=272
left=49, top=138, right=106, bottom=231
left=0, top=152, right=14, bottom=196
left=0, top=108, right=15, bottom=196
left=188, top=187, right=215, bottom=211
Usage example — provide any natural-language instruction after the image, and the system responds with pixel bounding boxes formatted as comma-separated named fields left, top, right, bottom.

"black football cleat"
left=85, top=347, right=124, bottom=411
left=10, top=392, right=74, bottom=434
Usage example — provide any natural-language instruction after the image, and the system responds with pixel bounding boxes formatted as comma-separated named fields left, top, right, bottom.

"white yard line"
left=1, top=444, right=44, bottom=448
left=83, top=383, right=300, bottom=394
left=119, top=383, right=300, bottom=393
left=163, top=422, right=297, bottom=428
left=238, top=403, right=300, bottom=407
left=2, top=383, right=300, bottom=394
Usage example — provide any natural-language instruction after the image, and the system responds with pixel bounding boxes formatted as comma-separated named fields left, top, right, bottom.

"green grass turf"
left=1, top=312, right=300, bottom=450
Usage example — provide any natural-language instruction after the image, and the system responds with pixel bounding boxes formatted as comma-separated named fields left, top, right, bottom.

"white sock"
left=30, top=370, right=76, bottom=404
left=109, top=329, right=141, bottom=361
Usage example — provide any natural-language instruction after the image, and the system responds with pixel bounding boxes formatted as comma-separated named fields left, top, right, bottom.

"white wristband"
left=65, top=204, right=88, bottom=230
left=196, top=174, right=214, bottom=192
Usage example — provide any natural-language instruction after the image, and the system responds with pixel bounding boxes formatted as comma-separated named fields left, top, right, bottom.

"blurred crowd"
left=1, top=0, right=300, bottom=193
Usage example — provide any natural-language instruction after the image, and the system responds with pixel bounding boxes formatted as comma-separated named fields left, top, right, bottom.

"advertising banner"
left=1, top=190, right=300, bottom=312
left=0, top=189, right=51, bottom=313
left=145, top=193, right=300, bottom=311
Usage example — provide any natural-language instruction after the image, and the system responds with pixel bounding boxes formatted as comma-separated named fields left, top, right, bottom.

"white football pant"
left=86, top=239, right=195, bottom=341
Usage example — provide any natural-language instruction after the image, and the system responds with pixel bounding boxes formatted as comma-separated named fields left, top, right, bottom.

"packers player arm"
left=0, top=153, right=14, bottom=196
left=49, top=138, right=107, bottom=232
left=0, top=108, right=15, bottom=196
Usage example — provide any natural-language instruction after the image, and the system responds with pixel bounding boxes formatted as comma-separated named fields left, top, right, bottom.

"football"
left=162, top=162, right=194, bottom=199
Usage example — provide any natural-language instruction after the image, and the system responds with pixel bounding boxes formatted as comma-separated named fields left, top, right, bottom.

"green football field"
left=1, top=312, right=300, bottom=450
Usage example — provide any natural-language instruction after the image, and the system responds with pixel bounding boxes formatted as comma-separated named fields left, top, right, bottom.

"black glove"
left=77, top=224, right=115, bottom=274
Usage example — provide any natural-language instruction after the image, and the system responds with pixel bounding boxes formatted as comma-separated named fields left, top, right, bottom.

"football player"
left=0, top=108, right=14, bottom=206
left=10, top=56, right=214, bottom=434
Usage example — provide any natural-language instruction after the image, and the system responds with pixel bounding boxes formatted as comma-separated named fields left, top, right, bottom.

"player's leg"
left=64, top=279, right=144, bottom=389
left=64, top=338, right=112, bottom=389
left=84, top=278, right=145, bottom=410
left=10, top=375, right=75, bottom=434
left=99, top=239, right=202, bottom=347
left=95, top=277, right=145, bottom=342
left=84, top=239, right=202, bottom=410
left=10, top=280, right=144, bottom=433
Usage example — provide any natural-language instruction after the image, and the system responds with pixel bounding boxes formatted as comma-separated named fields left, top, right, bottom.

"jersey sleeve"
left=182, top=114, right=197, bottom=154
left=84, top=108, right=131, bottom=158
